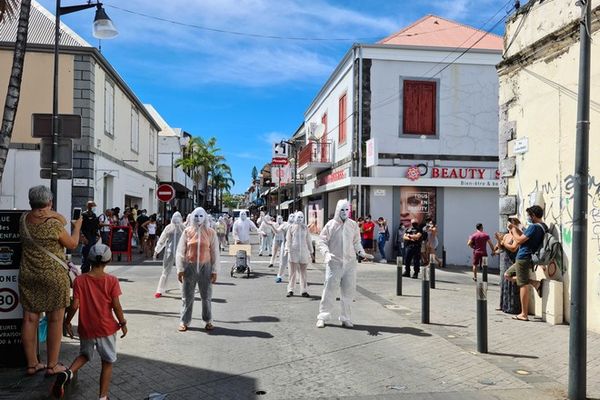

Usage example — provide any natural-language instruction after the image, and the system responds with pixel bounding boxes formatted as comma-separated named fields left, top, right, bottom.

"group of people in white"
left=151, top=199, right=373, bottom=331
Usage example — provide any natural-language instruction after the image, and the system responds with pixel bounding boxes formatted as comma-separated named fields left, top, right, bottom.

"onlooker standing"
left=376, top=217, right=389, bottom=263
left=424, top=218, right=442, bottom=266
left=98, top=209, right=113, bottom=245
left=80, top=200, right=99, bottom=274
left=403, top=218, right=423, bottom=278
left=136, top=209, right=149, bottom=254
left=142, top=215, right=158, bottom=258
left=215, top=217, right=228, bottom=251
left=19, top=185, right=82, bottom=377
left=503, top=206, right=546, bottom=321
left=55, top=243, right=127, bottom=400
left=395, top=223, right=407, bottom=260
left=494, top=217, right=522, bottom=314
left=467, top=223, right=495, bottom=281
left=361, top=215, right=375, bottom=259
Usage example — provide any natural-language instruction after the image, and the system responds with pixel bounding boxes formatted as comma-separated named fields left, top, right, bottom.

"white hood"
left=333, top=199, right=351, bottom=223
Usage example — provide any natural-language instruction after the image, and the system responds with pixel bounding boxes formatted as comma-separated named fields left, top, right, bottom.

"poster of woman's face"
left=399, top=187, right=436, bottom=228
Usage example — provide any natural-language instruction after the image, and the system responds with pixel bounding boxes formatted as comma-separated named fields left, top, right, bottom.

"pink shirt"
left=73, top=274, right=121, bottom=339
left=469, top=230, right=490, bottom=255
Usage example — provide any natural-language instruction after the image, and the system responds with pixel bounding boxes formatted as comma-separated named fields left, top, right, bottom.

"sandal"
left=205, top=323, right=214, bottom=331
left=178, top=324, right=188, bottom=332
left=26, top=363, right=46, bottom=376
left=45, top=363, right=66, bottom=377
left=512, top=315, right=529, bottom=322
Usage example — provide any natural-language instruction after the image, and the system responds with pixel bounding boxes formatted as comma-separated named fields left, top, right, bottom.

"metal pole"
left=292, top=142, right=298, bottom=212
left=442, top=246, right=447, bottom=269
left=569, top=1, right=591, bottom=398
left=429, top=253, right=436, bottom=289
left=477, top=256, right=488, bottom=353
left=50, top=0, right=61, bottom=209
left=421, top=266, right=430, bottom=324
left=396, top=256, right=403, bottom=296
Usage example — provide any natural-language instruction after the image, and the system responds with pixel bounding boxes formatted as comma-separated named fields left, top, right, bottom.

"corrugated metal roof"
left=0, top=0, right=90, bottom=47
left=378, top=15, right=503, bottom=51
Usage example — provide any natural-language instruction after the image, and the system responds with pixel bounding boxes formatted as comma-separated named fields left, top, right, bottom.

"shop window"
left=403, top=80, right=436, bottom=135
left=130, top=107, right=139, bottom=153
left=104, top=79, right=114, bottom=137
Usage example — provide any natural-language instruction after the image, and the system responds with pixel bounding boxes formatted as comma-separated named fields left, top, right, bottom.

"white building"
left=298, top=15, right=503, bottom=266
left=0, top=1, right=159, bottom=217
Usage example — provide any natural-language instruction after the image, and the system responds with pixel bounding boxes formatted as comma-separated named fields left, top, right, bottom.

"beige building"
left=0, top=1, right=159, bottom=218
left=498, top=0, right=600, bottom=330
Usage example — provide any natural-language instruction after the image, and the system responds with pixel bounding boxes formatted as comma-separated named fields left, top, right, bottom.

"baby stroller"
left=230, top=249, right=251, bottom=278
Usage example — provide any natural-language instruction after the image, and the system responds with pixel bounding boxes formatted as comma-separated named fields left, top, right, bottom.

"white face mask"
left=277, top=216, right=283, bottom=224
left=240, top=212, right=247, bottom=221
left=296, top=214, right=305, bottom=224
left=339, top=207, right=349, bottom=221
left=194, top=212, right=206, bottom=226
left=288, top=214, right=295, bottom=223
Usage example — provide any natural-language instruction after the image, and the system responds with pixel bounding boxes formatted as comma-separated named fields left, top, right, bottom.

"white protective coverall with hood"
left=154, top=211, right=185, bottom=297
left=274, top=213, right=295, bottom=282
left=256, top=211, right=266, bottom=252
left=268, top=215, right=284, bottom=268
left=316, top=199, right=367, bottom=327
left=232, top=211, right=258, bottom=244
left=285, top=211, right=312, bottom=296
left=176, top=207, right=220, bottom=330
left=258, top=215, right=275, bottom=256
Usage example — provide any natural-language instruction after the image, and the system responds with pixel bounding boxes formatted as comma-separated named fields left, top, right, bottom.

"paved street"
left=2, top=243, right=600, bottom=400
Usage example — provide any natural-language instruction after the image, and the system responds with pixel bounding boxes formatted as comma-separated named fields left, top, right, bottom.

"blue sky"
left=36, top=0, right=511, bottom=193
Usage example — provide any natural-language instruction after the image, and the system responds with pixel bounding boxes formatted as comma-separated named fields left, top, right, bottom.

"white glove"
left=153, top=252, right=158, bottom=260
left=324, top=253, right=332, bottom=264
left=359, top=251, right=374, bottom=260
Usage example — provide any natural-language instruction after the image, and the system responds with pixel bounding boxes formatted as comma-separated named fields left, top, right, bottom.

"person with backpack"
left=503, top=205, right=547, bottom=321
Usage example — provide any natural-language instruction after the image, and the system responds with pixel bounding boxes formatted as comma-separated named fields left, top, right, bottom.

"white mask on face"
left=339, top=207, right=349, bottom=221
left=240, top=211, right=247, bottom=221
left=277, top=216, right=283, bottom=224
left=191, top=207, right=207, bottom=227
left=295, top=212, right=305, bottom=224
left=288, top=214, right=296, bottom=223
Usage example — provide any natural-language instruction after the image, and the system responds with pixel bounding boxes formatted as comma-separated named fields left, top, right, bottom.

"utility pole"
left=569, top=1, right=591, bottom=399
left=292, top=141, right=298, bottom=212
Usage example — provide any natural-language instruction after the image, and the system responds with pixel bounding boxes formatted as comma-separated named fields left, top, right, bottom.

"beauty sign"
left=431, top=167, right=500, bottom=180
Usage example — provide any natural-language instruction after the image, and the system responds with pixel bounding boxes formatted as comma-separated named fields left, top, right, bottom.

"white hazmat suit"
left=154, top=211, right=185, bottom=297
left=269, top=216, right=284, bottom=268
left=285, top=212, right=312, bottom=297
left=275, top=213, right=295, bottom=282
left=176, top=207, right=220, bottom=330
left=233, top=211, right=258, bottom=244
left=258, top=215, right=274, bottom=256
left=316, top=200, right=366, bottom=328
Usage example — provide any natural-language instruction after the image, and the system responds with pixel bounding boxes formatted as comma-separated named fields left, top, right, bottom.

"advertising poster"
left=307, top=200, right=324, bottom=235
left=399, top=187, right=436, bottom=228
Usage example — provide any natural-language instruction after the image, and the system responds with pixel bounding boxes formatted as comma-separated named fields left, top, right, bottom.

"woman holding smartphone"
left=19, top=186, right=83, bottom=377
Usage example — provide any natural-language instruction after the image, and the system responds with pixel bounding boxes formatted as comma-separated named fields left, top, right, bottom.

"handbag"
left=20, top=213, right=81, bottom=286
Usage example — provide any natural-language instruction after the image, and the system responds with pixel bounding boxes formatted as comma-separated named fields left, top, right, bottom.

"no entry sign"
left=157, top=184, right=175, bottom=202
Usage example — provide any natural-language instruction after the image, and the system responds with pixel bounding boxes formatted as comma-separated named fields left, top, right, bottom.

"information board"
left=109, top=226, right=132, bottom=262
left=0, top=210, right=26, bottom=367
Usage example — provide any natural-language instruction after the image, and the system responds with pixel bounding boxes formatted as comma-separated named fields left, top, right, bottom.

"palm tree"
left=210, top=163, right=234, bottom=212
left=0, top=0, right=32, bottom=184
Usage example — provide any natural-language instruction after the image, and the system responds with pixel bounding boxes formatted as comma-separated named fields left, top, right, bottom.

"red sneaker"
left=154, top=293, right=162, bottom=298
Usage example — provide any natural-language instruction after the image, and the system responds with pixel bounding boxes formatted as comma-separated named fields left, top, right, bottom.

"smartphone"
left=72, top=207, right=82, bottom=220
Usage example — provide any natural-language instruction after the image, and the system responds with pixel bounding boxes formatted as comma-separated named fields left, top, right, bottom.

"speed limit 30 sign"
left=0, top=272, right=21, bottom=319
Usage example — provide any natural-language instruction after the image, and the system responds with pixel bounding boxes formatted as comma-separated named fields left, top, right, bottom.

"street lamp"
left=50, top=1, right=117, bottom=208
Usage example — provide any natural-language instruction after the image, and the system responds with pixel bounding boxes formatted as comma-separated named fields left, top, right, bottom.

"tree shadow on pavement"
left=330, top=324, right=432, bottom=337
left=213, top=282, right=236, bottom=286
left=428, top=322, right=468, bottom=328
left=218, top=315, right=281, bottom=324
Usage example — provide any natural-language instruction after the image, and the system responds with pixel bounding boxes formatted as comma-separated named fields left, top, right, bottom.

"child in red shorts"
left=52, top=243, right=127, bottom=400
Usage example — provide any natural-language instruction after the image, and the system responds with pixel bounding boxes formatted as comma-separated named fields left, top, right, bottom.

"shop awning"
left=279, top=199, right=294, bottom=210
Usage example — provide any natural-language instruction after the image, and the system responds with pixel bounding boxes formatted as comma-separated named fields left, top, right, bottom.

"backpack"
left=531, top=223, right=562, bottom=266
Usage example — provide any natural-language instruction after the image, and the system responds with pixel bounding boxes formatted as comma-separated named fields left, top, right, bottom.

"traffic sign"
left=271, top=158, right=289, bottom=166
left=157, top=184, right=175, bottom=202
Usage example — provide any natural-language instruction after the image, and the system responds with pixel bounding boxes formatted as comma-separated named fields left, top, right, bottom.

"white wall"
left=0, top=149, right=72, bottom=218
left=442, top=187, right=499, bottom=268
left=369, top=59, right=500, bottom=157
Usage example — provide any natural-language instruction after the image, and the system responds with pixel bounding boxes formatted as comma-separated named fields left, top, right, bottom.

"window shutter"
left=403, top=80, right=436, bottom=135
left=339, top=94, right=347, bottom=143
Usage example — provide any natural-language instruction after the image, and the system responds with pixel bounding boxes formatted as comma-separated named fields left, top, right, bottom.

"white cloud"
left=262, top=131, right=288, bottom=145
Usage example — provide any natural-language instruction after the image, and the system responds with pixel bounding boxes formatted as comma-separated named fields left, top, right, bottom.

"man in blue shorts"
left=504, top=205, right=546, bottom=321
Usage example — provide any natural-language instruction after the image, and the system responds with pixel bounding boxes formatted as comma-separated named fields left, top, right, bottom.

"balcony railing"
left=298, top=140, right=331, bottom=168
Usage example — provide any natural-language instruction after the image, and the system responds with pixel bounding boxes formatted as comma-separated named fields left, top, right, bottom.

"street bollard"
left=442, top=246, right=447, bottom=269
left=396, top=256, right=403, bottom=296
left=476, top=256, right=488, bottom=353
left=429, top=253, right=436, bottom=289
left=421, top=266, right=430, bottom=324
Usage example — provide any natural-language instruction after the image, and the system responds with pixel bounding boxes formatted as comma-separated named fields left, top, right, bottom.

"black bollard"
left=476, top=256, right=488, bottom=353
left=429, top=253, right=436, bottom=289
left=396, top=256, right=403, bottom=296
left=442, top=247, right=447, bottom=269
left=421, top=266, right=430, bottom=324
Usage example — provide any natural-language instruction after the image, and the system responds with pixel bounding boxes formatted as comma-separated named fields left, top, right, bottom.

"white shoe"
left=316, top=319, right=325, bottom=328
left=341, top=321, right=354, bottom=328
left=379, top=259, right=387, bottom=264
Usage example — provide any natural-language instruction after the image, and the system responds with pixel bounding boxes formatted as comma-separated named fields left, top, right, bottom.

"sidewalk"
left=1, top=245, right=598, bottom=399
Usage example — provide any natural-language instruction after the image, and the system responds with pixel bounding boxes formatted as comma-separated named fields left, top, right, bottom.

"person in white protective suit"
left=232, top=211, right=258, bottom=244
left=285, top=211, right=313, bottom=298
left=274, top=213, right=295, bottom=283
left=256, top=211, right=266, bottom=252
left=316, top=199, right=372, bottom=328
left=268, top=216, right=285, bottom=268
left=153, top=211, right=185, bottom=298
left=258, top=215, right=274, bottom=256
left=176, top=207, right=220, bottom=332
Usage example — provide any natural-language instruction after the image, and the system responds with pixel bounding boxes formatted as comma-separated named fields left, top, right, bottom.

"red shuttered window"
left=403, top=80, right=436, bottom=135
left=338, top=93, right=347, bottom=144
left=321, top=113, right=328, bottom=162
